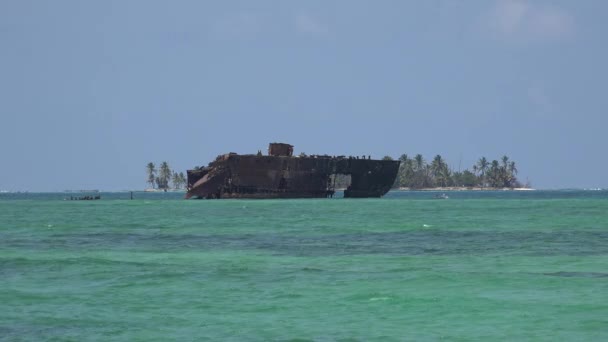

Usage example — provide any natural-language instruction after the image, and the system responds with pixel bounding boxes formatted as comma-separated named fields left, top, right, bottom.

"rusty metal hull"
left=186, top=150, right=399, bottom=199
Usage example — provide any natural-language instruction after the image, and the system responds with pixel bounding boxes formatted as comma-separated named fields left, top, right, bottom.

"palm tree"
left=413, top=154, right=422, bottom=169
left=505, top=161, right=518, bottom=188
left=158, top=161, right=172, bottom=190
left=398, top=154, right=414, bottom=188
left=501, top=155, right=509, bottom=169
left=488, top=160, right=501, bottom=187
left=459, top=170, right=477, bottom=187
left=172, top=171, right=181, bottom=189
left=412, top=154, right=427, bottom=188
left=179, top=172, right=187, bottom=189
left=508, top=161, right=518, bottom=177
left=146, top=162, right=156, bottom=189
left=476, top=157, right=489, bottom=187
left=439, top=166, right=452, bottom=187
left=431, top=155, right=447, bottom=187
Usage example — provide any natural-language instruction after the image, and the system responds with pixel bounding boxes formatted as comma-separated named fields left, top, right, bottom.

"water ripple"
left=4, top=230, right=607, bottom=256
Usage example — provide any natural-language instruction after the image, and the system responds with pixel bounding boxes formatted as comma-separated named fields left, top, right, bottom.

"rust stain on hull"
left=186, top=143, right=399, bottom=199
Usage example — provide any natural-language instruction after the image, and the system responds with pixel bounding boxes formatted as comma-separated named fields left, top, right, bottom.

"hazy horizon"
left=2, top=1, right=607, bottom=191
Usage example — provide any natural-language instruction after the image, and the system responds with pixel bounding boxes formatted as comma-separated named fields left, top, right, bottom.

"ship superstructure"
left=186, top=143, right=399, bottom=199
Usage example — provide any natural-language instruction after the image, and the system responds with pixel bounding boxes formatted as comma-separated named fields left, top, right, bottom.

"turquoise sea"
left=1, top=190, right=607, bottom=341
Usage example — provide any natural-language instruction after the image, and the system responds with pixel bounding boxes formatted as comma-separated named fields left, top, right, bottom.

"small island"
left=383, top=154, right=531, bottom=191
left=145, top=162, right=187, bottom=191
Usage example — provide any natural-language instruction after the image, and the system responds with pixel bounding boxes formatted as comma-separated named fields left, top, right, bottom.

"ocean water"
left=1, top=190, right=607, bottom=341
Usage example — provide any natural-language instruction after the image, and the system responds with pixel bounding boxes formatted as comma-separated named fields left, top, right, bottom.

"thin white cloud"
left=486, top=0, right=574, bottom=42
left=295, top=13, right=328, bottom=35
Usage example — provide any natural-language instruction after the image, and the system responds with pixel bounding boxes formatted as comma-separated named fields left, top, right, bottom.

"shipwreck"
left=186, top=143, right=400, bottom=199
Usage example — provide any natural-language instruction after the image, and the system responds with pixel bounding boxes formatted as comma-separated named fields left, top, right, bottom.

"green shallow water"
left=1, top=191, right=608, bottom=341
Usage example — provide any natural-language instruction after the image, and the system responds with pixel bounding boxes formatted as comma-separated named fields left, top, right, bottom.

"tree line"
left=383, top=154, right=527, bottom=189
left=146, top=162, right=187, bottom=190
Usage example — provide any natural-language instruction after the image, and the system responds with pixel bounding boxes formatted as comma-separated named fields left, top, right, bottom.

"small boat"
left=434, top=193, right=449, bottom=199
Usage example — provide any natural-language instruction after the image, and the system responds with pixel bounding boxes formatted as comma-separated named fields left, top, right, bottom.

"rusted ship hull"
left=186, top=143, right=399, bottom=199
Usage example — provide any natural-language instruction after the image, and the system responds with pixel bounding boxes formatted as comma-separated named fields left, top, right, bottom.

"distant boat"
left=434, top=193, right=449, bottom=199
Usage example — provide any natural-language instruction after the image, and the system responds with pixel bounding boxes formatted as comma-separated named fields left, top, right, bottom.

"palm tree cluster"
left=394, top=154, right=522, bottom=189
left=146, top=162, right=187, bottom=190
left=476, top=156, right=520, bottom=188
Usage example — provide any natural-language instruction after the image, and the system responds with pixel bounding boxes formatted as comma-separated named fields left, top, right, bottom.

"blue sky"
left=1, top=0, right=607, bottom=191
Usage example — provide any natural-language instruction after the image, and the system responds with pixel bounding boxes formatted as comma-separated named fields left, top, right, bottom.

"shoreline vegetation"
left=382, top=153, right=532, bottom=191
left=146, top=162, right=186, bottom=191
